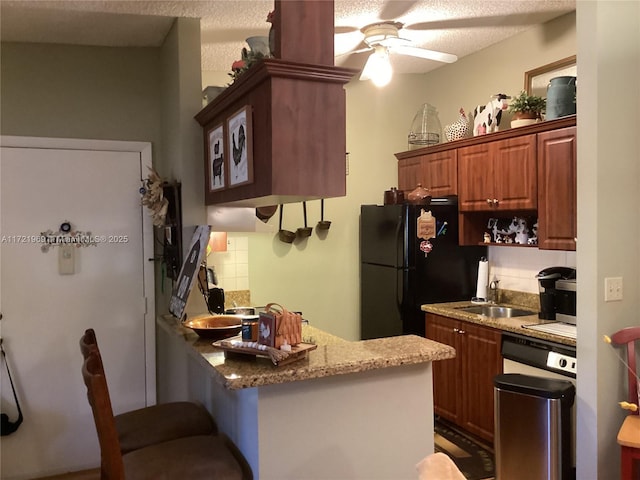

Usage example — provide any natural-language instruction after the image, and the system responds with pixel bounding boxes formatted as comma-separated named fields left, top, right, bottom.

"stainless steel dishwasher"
left=495, top=333, right=576, bottom=480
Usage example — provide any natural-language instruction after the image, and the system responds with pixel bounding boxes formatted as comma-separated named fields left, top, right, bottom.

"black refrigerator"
left=360, top=196, right=486, bottom=339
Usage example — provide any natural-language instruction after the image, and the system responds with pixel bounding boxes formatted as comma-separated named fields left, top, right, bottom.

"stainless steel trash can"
left=494, top=373, right=575, bottom=480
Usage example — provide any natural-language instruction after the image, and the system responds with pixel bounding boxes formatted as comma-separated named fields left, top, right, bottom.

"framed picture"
left=226, top=105, right=253, bottom=187
left=207, top=123, right=225, bottom=191
left=524, top=55, right=577, bottom=98
left=258, top=312, right=276, bottom=347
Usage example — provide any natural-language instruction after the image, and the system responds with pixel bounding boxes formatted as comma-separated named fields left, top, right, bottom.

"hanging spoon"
left=278, top=205, right=296, bottom=243
left=296, top=201, right=313, bottom=238
left=317, top=199, right=331, bottom=230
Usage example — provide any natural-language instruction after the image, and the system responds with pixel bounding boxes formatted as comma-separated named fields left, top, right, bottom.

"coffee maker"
left=536, top=267, right=577, bottom=320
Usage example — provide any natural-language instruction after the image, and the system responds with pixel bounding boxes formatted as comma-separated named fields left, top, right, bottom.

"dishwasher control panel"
left=547, top=351, right=577, bottom=375
left=501, top=332, right=576, bottom=378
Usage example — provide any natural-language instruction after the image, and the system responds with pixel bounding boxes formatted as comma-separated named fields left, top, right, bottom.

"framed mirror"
left=524, top=55, right=577, bottom=97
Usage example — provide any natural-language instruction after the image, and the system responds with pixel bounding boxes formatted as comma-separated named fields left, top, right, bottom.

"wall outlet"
left=604, top=277, right=623, bottom=302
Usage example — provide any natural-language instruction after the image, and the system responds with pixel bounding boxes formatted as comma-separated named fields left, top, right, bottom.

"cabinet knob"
left=458, top=329, right=466, bottom=335
left=493, top=199, right=499, bottom=206
left=453, top=327, right=459, bottom=333
left=486, top=198, right=492, bottom=205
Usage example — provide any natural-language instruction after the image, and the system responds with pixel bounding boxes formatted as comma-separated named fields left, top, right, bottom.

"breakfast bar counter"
left=156, top=315, right=454, bottom=480
left=157, top=315, right=455, bottom=389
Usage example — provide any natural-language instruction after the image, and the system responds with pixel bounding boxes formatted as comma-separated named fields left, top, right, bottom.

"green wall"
left=1, top=42, right=162, bottom=144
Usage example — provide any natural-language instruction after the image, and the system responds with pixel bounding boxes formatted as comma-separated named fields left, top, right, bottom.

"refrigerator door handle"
left=396, top=268, right=403, bottom=313
left=395, top=211, right=405, bottom=314
left=394, top=213, right=403, bottom=268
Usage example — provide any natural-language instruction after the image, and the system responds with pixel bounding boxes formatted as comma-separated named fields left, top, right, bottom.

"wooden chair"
left=80, top=328, right=216, bottom=453
left=611, top=326, right=640, bottom=480
left=81, top=348, right=252, bottom=479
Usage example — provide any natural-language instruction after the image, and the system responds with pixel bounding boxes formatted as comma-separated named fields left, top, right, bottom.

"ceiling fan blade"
left=379, top=0, right=419, bottom=21
left=392, top=45, right=458, bottom=64
left=406, top=13, right=551, bottom=31
left=335, top=46, right=372, bottom=58
left=335, top=25, right=359, bottom=35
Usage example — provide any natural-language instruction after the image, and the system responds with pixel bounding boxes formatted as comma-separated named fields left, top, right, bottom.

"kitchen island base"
left=157, top=317, right=449, bottom=479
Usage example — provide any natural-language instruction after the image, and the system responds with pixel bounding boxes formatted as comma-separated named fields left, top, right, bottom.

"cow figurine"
left=473, top=94, right=510, bottom=136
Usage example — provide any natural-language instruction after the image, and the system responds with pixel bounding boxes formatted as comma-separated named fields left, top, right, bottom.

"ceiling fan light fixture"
left=361, top=21, right=403, bottom=48
left=361, top=45, right=393, bottom=87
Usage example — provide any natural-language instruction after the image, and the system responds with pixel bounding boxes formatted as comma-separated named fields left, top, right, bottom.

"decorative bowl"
left=182, top=314, right=244, bottom=339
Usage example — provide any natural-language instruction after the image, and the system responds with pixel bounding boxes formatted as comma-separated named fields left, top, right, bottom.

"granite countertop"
left=421, top=301, right=576, bottom=347
left=157, top=315, right=455, bottom=390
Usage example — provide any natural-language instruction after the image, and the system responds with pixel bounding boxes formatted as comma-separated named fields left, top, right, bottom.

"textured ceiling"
left=0, top=0, right=575, bottom=75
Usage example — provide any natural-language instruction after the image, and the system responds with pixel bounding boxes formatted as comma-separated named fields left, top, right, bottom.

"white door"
left=0, top=137, right=155, bottom=479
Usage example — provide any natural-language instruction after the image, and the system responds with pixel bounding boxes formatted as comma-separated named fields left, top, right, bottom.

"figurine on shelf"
left=444, top=108, right=469, bottom=142
left=472, top=94, right=510, bottom=136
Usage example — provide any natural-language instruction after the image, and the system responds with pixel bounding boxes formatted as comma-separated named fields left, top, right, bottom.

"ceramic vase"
left=546, top=76, right=576, bottom=119
left=269, top=26, right=276, bottom=57
left=246, top=36, right=270, bottom=56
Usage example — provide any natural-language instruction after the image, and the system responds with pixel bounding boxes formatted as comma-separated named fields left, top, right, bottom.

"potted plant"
left=508, top=91, right=546, bottom=127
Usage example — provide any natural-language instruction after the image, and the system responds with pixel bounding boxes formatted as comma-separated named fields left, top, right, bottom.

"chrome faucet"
left=489, top=279, right=500, bottom=304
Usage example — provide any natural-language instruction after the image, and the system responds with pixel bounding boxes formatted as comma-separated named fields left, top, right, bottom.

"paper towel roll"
left=475, top=259, right=489, bottom=302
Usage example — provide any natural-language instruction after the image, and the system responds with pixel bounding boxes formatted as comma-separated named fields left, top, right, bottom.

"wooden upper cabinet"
left=423, top=150, right=458, bottom=196
left=398, top=116, right=576, bottom=249
left=537, top=126, right=577, bottom=250
left=395, top=149, right=457, bottom=197
left=457, top=143, right=494, bottom=210
left=195, top=1, right=356, bottom=207
left=398, top=156, right=422, bottom=194
left=458, top=134, right=537, bottom=212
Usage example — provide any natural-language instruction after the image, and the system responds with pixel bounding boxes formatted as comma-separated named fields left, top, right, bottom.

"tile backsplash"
left=207, top=235, right=249, bottom=292
left=488, top=246, right=577, bottom=294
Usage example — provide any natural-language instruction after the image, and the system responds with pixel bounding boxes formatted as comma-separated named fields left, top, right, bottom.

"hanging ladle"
left=296, top=201, right=313, bottom=238
left=278, top=204, right=296, bottom=243
left=317, top=199, right=331, bottom=230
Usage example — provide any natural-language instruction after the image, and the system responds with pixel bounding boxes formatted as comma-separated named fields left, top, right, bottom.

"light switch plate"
left=58, top=245, right=75, bottom=275
left=604, top=277, right=623, bottom=302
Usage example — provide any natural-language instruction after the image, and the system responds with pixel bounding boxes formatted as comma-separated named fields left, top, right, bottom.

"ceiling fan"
left=339, top=20, right=457, bottom=87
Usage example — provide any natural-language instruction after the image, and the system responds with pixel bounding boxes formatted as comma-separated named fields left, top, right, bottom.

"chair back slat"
left=611, top=326, right=640, bottom=413
left=80, top=336, right=126, bottom=479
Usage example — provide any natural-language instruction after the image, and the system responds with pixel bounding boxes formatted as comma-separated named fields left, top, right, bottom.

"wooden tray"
left=212, top=339, right=317, bottom=366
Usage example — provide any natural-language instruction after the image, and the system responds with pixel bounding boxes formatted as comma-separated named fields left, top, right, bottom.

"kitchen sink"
left=456, top=305, right=536, bottom=318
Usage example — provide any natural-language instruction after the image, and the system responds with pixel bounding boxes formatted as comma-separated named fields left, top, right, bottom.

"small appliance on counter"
left=536, top=266, right=577, bottom=321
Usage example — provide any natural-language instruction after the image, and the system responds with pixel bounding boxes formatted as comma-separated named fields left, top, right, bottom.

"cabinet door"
left=537, top=127, right=577, bottom=250
left=423, top=150, right=458, bottom=196
left=458, top=143, right=494, bottom=211
left=458, top=135, right=537, bottom=212
left=426, top=314, right=463, bottom=424
left=460, top=322, right=503, bottom=442
left=492, top=135, right=537, bottom=210
left=398, top=156, right=423, bottom=194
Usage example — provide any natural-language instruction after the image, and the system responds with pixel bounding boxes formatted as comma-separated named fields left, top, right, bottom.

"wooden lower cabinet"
left=426, top=313, right=503, bottom=443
